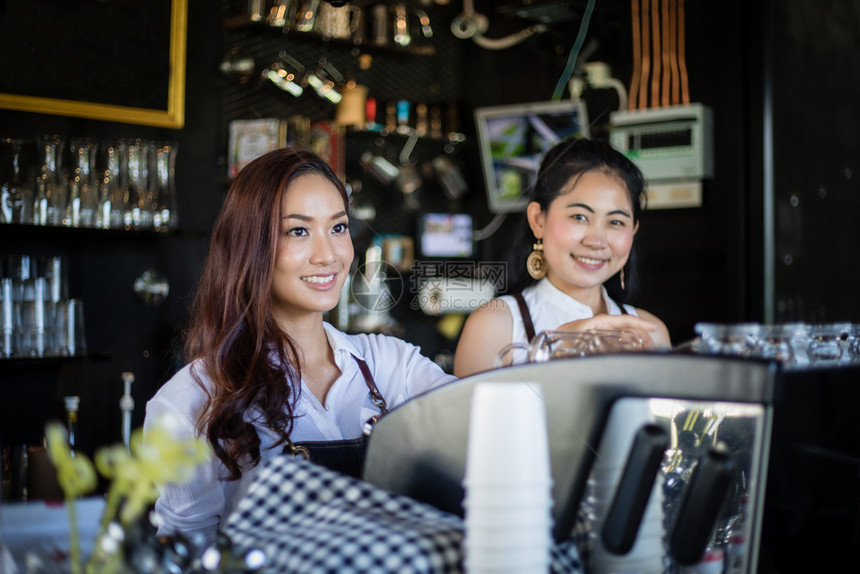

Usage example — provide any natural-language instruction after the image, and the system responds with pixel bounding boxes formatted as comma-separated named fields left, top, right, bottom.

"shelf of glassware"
left=0, top=223, right=206, bottom=243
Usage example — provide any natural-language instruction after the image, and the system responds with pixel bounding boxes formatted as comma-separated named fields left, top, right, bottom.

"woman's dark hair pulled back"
left=504, top=137, right=647, bottom=302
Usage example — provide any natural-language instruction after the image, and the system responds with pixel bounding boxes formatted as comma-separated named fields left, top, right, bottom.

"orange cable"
left=650, top=0, right=661, bottom=108
left=661, top=0, right=670, bottom=107
left=629, top=0, right=642, bottom=110
left=639, top=0, right=651, bottom=109
left=669, top=0, right=680, bottom=104
left=678, top=0, right=690, bottom=104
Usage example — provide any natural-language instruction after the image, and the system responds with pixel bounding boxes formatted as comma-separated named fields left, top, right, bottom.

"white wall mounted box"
left=609, top=103, right=713, bottom=208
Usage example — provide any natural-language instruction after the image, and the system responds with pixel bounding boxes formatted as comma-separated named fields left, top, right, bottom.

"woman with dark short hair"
left=455, top=138, right=670, bottom=377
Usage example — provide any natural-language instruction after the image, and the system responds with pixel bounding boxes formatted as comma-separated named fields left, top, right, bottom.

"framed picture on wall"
left=227, top=118, right=287, bottom=178
left=0, top=0, right=188, bottom=128
left=309, top=121, right=345, bottom=180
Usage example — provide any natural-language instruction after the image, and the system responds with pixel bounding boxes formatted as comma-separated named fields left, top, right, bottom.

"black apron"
left=283, top=354, right=387, bottom=479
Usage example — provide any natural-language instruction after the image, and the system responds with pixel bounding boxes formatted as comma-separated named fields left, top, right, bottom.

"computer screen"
left=475, top=99, right=590, bottom=213
left=417, top=212, right=475, bottom=259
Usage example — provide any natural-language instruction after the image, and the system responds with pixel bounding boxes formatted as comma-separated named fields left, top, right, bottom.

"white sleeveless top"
left=499, top=278, right=637, bottom=345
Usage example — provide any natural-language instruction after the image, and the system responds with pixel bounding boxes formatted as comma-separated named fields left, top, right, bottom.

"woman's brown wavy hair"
left=183, top=147, right=349, bottom=480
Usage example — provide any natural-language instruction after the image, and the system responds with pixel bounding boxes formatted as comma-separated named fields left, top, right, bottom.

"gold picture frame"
left=0, top=0, right=187, bottom=129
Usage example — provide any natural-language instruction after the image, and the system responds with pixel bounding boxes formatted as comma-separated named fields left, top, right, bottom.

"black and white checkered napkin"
left=223, top=455, right=586, bottom=573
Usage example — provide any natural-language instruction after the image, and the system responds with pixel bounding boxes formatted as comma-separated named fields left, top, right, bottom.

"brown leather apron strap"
left=285, top=353, right=388, bottom=477
left=512, top=292, right=537, bottom=342
left=612, top=297, right=629, bottom=315
left=354, top=355, right=388, bottom=415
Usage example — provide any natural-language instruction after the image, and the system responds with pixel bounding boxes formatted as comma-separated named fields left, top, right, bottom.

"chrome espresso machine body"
left=363, top=353, right=860, bottom=573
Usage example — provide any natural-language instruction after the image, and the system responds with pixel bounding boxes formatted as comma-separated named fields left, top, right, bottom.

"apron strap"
left=612, top=297, right=629, bottom=315
left=512, top=292, right=537, bottom=342
left=286, top=353, right=389, bottom=458
left=514, top=291, right=629, bottom=342
left=353, top=355, right=388, bottom=415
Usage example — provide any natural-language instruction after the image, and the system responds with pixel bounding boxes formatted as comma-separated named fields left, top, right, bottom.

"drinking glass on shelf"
left=124, top=138, right=153, bottom=229
left=69, top=138, right=99, bottom=228
left=694, top=322, right=761, bottom=357
left=33, top=135, right=67, bottom=227
left=1, top=278, right=14, bottom=357
left=843, top=324, right=860, bottom=364
left=152, top=142, right=178, bottom=231
left=753, top=324, right=796, bottom=364
left=1, top=138, right=28, bottom=224
left=781, top=321, right=811, bottom=366
left=18, top=277, right=48, bottom=357
left=54, top=299, right=86, bottom=356
left=806, top=322, right=851, bottom=366
left=98, top=139, right=126, bottom=229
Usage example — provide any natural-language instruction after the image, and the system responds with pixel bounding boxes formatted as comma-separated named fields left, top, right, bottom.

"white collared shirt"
left=144, top=322, right=456, bottom=542
left=500, top=278, right=637, bottom=345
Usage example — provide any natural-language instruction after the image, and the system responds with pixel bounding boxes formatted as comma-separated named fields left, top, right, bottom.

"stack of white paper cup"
left=462, top=382, right=554, bottom=574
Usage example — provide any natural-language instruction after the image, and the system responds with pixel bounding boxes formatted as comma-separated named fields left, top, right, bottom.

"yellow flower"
left=45, top=422, right=97, bottom=498
left=95, top=416, right=210, bottom=527
left=45, top=422, right=98, bottom=574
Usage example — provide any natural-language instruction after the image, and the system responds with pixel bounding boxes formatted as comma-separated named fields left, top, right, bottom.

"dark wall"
left=460, top=0, right=755, bottom=345
left=768, top=0, right=860, bottom=324
left=4, top=0, right=859, bottom=465
left=0, top=0, right=222, bottom=460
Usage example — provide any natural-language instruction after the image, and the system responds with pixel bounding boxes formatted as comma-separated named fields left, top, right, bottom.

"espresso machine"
left=363, top=353, right=860, bottom=573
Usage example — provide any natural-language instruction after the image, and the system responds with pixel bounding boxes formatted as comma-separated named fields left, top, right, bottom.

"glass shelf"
left=0, top=223, right=207, bottom=242
left=0, top=351, right=110, bottom=367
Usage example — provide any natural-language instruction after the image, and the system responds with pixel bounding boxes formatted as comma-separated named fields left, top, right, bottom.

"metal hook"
left=399, top=132, right=420, bottom=165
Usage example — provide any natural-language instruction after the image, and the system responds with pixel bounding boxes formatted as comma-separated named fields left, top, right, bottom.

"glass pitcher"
left=495, top=329, right=645, bottom=368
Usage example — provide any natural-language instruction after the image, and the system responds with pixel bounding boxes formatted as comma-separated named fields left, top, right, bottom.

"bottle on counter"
left=64, top=395, right=80, bottom=457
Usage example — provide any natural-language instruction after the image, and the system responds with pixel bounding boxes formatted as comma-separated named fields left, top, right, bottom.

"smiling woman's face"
left=529, top=169, right=638, bottom=299
left=271, top=173, right=354, bottom=323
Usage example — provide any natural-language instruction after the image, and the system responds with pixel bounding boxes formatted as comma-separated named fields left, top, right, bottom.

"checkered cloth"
left=223, top=455, right=587, bottom=573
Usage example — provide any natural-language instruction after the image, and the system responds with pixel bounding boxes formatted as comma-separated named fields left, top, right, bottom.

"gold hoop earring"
left=620, top=268, right=626, bottom=290
left=526, top=239, right=547, bottom=280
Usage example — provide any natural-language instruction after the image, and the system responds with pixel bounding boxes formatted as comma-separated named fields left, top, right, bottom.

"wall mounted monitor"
left=475, top=99, right=590, bottom=213
left=417, top=212, right=475, bottom=259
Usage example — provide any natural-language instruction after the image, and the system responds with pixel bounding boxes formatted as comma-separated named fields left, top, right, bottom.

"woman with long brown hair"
left=144, top=148, right=455, bottom=542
